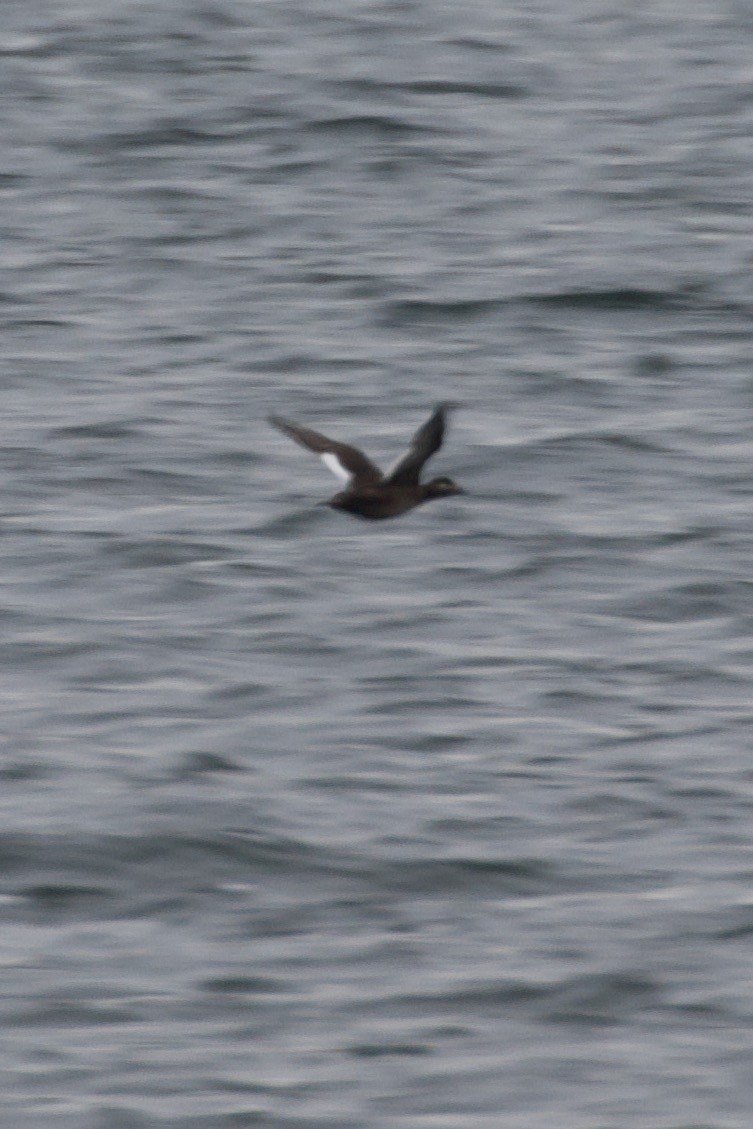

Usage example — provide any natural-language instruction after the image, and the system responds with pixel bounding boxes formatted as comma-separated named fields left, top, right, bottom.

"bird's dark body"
left=330, top=488, right=406, bottom=520
left=269, top=404, right=463, bottom=520
left=329, top=479, right=461, bottom=519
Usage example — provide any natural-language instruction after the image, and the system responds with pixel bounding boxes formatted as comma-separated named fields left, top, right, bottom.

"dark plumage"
left=269, top=403, right=463, bottom=519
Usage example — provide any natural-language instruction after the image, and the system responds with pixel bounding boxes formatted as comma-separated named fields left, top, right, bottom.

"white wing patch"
left=321, top=451, right=351, bottom=483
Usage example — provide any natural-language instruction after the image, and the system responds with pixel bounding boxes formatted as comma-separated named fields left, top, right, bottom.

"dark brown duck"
left=269, top=403, right=463, bottom=519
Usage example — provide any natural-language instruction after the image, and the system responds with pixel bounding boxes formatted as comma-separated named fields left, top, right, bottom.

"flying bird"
left=269, top=403, right=463, bottom=519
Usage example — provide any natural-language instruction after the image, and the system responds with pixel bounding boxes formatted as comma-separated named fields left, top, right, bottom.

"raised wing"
left=269, top=416, right=382, bottom=486
left=383, top=403, right=451, bottom=486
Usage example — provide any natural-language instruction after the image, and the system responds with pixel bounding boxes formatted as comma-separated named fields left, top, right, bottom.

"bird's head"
left=423, top=476, right=464, bottom=500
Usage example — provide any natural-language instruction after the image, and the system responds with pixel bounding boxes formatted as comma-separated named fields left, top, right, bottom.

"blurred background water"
left=3, top=1, right=753, bottom=1126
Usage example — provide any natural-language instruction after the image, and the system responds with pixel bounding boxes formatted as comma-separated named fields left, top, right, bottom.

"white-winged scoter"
left=269, top=403, right=463, bottom=519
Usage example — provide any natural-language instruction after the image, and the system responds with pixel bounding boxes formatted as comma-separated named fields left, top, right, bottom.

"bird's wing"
left=269, top=416, right=382, bottom=486
left=383, top=403, right=450, bottom=486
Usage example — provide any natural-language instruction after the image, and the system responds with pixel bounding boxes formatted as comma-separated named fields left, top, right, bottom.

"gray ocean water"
left=3, top=2, right=753, bottom=1126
